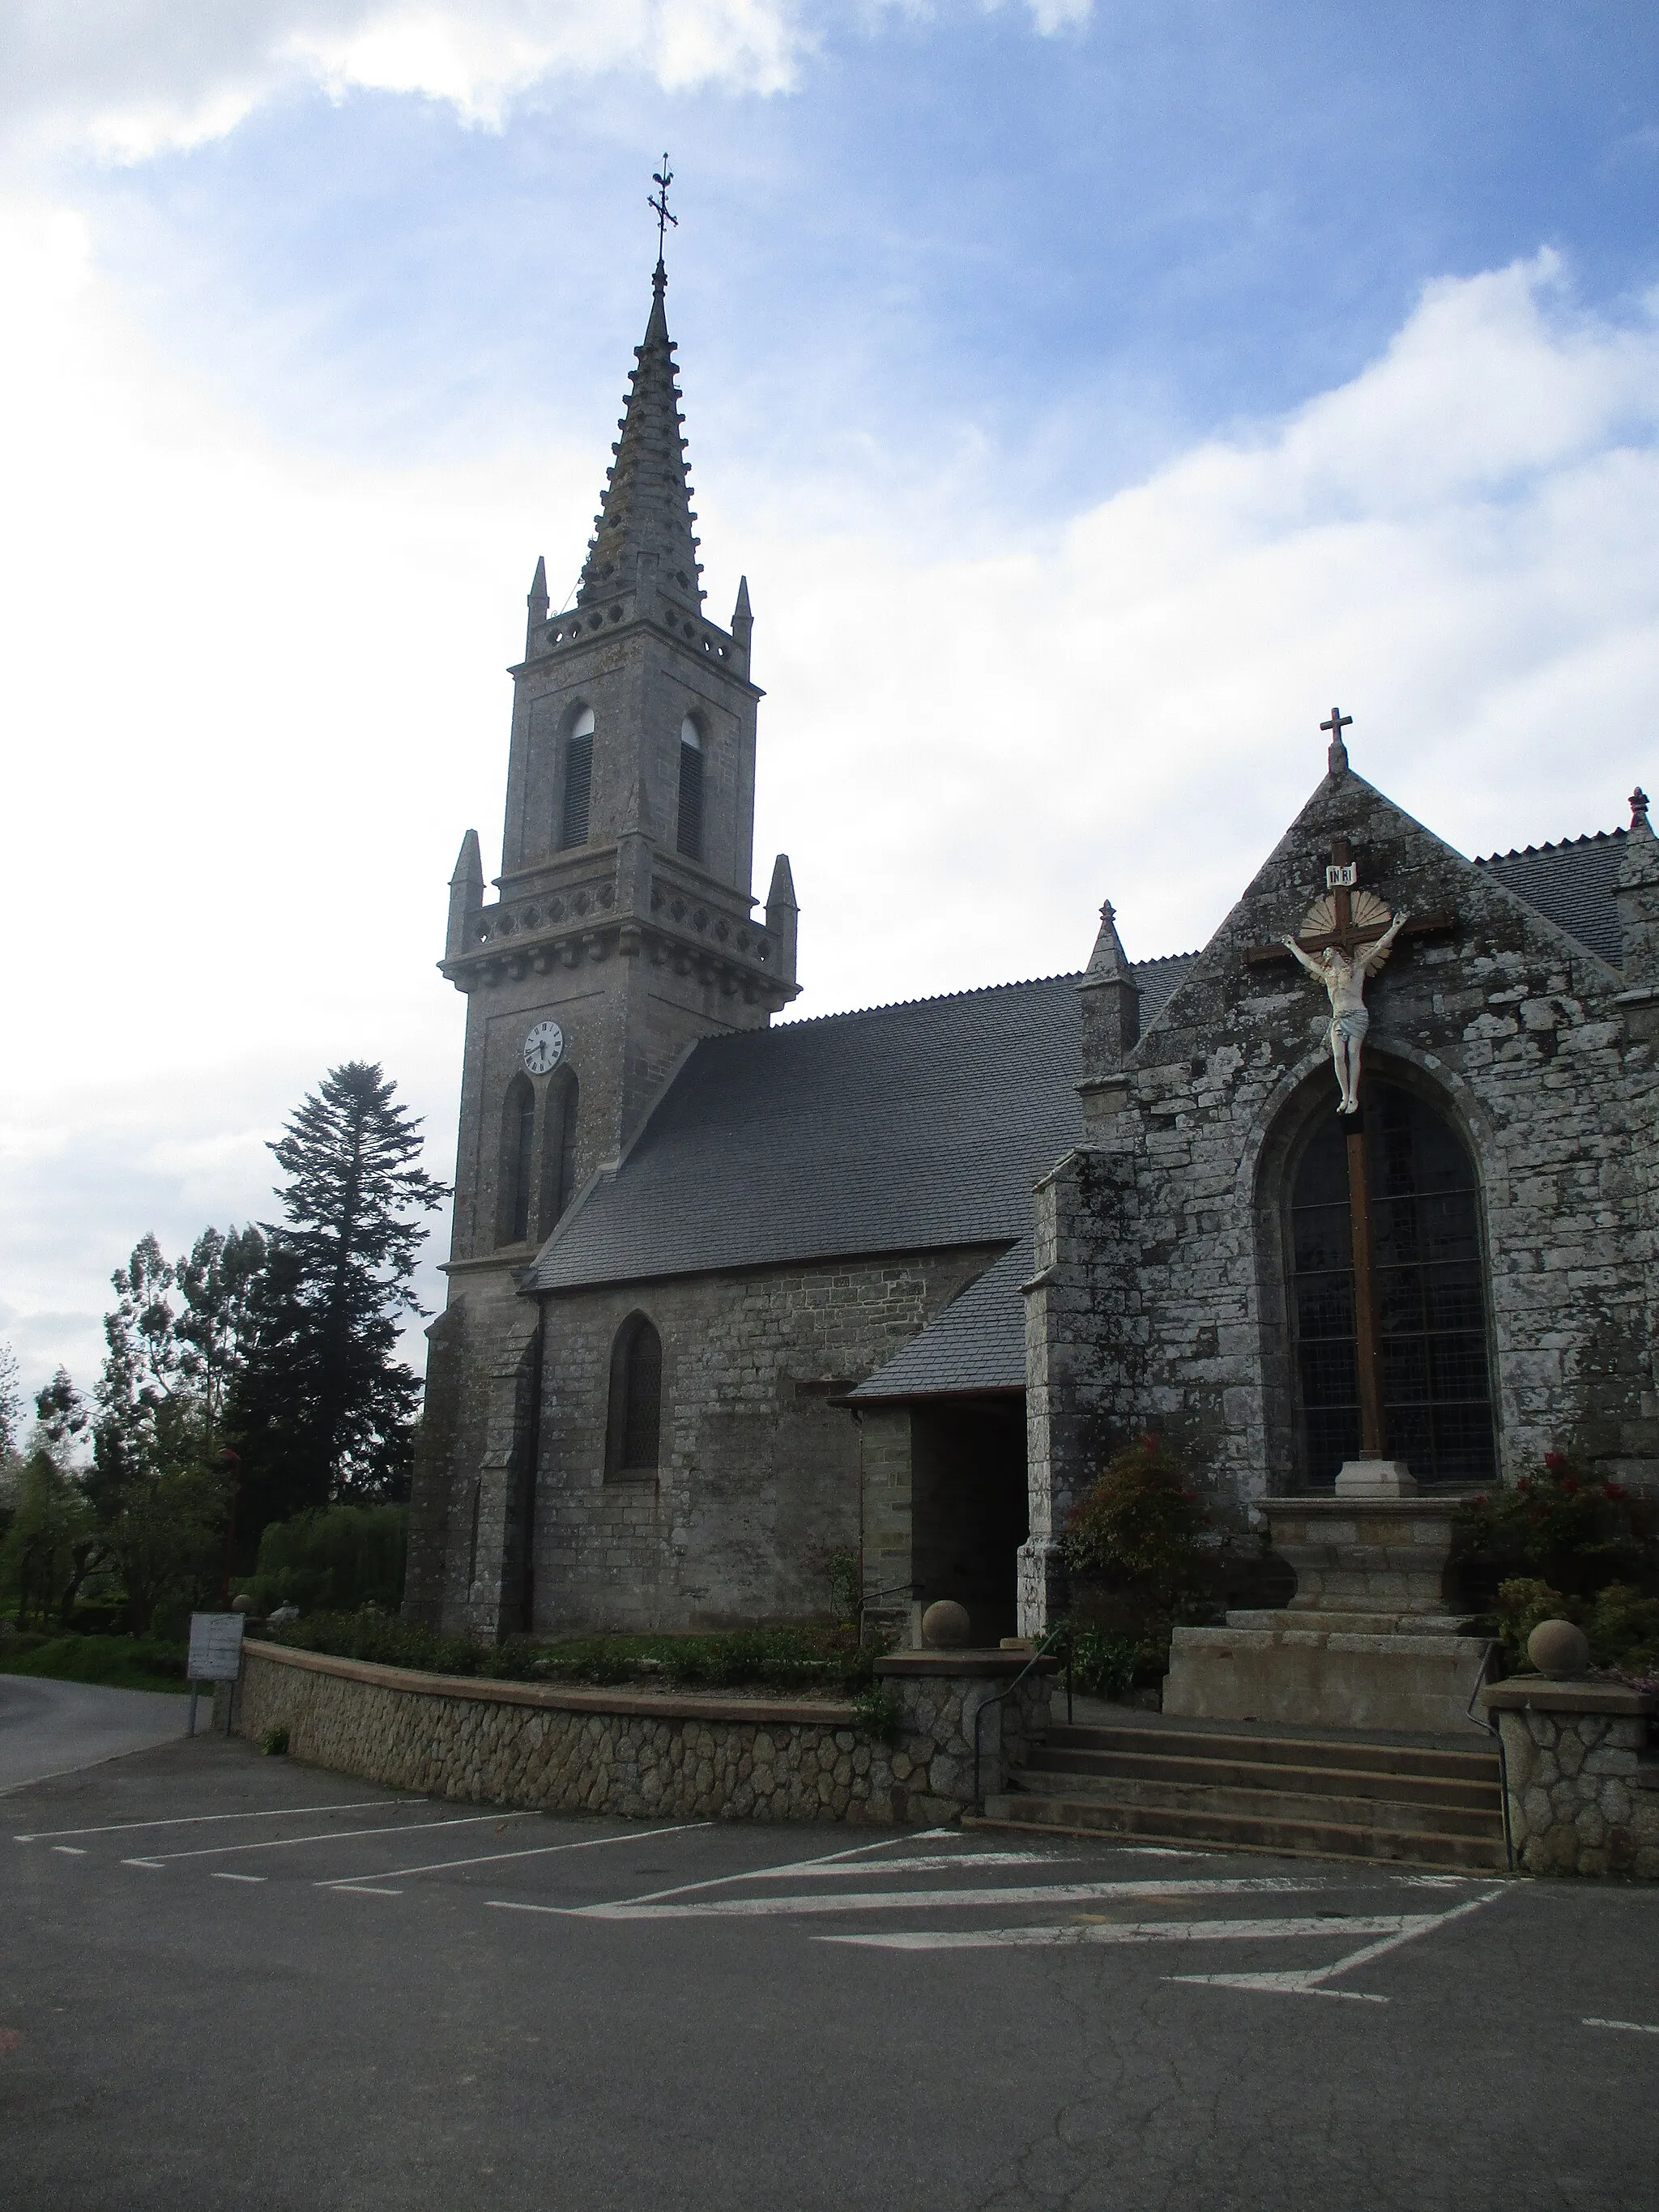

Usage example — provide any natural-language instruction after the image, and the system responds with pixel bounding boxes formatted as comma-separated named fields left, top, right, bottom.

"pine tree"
left=229, top=1063, right=448, bottom=1528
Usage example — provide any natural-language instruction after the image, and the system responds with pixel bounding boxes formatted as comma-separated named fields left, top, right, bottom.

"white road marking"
left=548, top=1876, right=1320, bottom=1922
left=15, top=1799, right=403, bottom=1843
left=50, top=1846, right=87, bottom=1856
left=122, top=1809, right=539, bottom=1865
left=1170, top=1888, right=1506, bottom=2001
left=211, top=1873, right=267, bottom=1884
left=331, top=1885, right=403, bottom=1897
left=317, top=1818, right=714, bottom=1889
left=1584, top=2017, right=1659, bottom=2036
left=823, top=1913, right=1434, bottom=1953
left=607, top=1827, right=956, bottom=1908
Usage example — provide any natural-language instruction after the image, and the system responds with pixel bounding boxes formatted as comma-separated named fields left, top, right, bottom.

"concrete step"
left=1013, top=1767, right=1500, bottom=1841
left=1044, top=1722, right=1498, bottom=1785
left=1026, top=1743, right=1500, bottom=1814
left=976, top=1791, right=1509, bottom=1873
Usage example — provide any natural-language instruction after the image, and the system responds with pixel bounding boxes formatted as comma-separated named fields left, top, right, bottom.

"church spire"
left=577, top=258, right=702, bottom=609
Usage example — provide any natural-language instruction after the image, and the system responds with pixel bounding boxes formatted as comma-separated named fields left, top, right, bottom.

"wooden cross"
left=1292, top=839, right=1396, bottom=958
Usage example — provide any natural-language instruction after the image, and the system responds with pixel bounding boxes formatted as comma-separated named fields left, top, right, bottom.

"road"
left=3, top=1732, right=1657, bottom=2212
left=0, top=1673, right=187, bottom=1794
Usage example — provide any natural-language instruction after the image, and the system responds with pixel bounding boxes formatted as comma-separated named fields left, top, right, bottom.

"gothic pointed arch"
left=538, top=1067, right=580, bottom=1234
left=605, top=1312, right=662, bottom=1479
left=497, top=1074, right=536, bottom=1247
left=676, top=713, right=704, bottom=860
left=1265, top=1068, right=1497, bottom=1488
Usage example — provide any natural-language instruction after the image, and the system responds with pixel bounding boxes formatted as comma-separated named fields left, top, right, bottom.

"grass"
left=0, top=1632, right=190, bottom=1694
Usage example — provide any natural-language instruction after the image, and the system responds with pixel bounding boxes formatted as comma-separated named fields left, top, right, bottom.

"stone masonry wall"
left=231, top=1643, right=1052, bottom=1826
left=1489, top=1691, right=1659, bottom=1878
left=1022, top=768, right=1659, bottom=1630
left=522, top=1244, right=1005, bottom=1639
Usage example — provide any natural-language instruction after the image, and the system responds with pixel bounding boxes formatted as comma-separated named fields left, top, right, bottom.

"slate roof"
left=527, top=954, right=1193, bottom=1299
left=847, top=1237, right=1034, bottom=1400
left=1473, top=829, right=1627, bottom=969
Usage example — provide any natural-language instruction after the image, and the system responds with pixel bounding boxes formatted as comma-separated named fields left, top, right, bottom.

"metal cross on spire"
left=649, top=156, right=678, bottom=269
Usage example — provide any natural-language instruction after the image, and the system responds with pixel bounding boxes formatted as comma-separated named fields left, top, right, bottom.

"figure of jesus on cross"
left=1282, top=837, right=1408, bottom=1113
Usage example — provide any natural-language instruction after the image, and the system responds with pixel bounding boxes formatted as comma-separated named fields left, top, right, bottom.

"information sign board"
left=187, top=1611, right=245, bottom=1683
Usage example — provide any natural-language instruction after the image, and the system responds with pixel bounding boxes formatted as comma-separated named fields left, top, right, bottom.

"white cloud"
left=0, top=0, right=812, bottom=164
left=2, top=219, right=1655, bottom=1400
left=1, top=1, right=1094, bottom=165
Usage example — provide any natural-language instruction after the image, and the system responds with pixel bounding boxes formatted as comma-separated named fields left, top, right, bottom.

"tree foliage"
left=1060, top=1434, right=1211, bottom=1609
left=228, top=1062, right=448, bottom=1525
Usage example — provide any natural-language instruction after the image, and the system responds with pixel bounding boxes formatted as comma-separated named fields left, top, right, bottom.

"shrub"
left=850, top=1685, right=902, bottom=1745
left=1457, top=1453, right=1656, bottom=1600
left=242, top=1503, right=407, bottom=1617
left=1062, top=1624, right=1141, bottom=1700
left=1492, top=1575, right=1659, bottom=1680
left=267, top=1613, right=889, bottom=1697
left=258, top=1724, right=290, bottom=1756
left=1060, top=1435, right=1210, bottom=1610
left=0, top=1632, right=188, bottom=1692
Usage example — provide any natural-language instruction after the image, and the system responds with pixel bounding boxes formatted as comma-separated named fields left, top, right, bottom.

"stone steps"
left=977, top=1719, right=1508, bottom=1873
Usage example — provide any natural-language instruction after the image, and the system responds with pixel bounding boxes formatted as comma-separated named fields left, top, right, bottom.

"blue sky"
left=3, top=0, right=1658, bottom=1405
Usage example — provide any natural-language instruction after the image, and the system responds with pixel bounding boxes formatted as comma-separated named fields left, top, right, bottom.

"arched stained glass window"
left=676, top=715, right=703, bottom=862
left=1287, top=1080, right=1496, bottom=1487
left=561, top=708, right=595, bottom=848
left=605, top=1314, right=662, bottom=1478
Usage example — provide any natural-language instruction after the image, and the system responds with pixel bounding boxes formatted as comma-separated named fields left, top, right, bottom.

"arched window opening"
left=537, top=1068, right=580, bottom=1233
left=1286, top=1079, right=1495, bottom=1487
left=561, top=708, right=595, bottom=848
left=676, top=715, right=704, bottom=862
left=605, top=1314, right=662, bottom=1478
left=499, top=1076, right=536, bottom=1246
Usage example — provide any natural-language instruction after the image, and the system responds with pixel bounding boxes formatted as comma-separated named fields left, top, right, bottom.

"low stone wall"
left=231, top=1642, right=1056, bottom=1826
left=1484, top=1678, right=1659, bottom=1878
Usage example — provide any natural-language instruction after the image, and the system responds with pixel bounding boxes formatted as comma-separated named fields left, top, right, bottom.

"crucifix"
left=649, top=156, right=678, bottom=267
left=1282, top=837, right=1408, bottom=1465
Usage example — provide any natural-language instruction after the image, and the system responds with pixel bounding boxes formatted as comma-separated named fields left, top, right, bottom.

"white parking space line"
left=15, top=1800, right=403, bottom=1843
left=608, top=1827, right=961, bottom=1907
left=539, top=1875, right=1321, bottom=1922
left=316, top=1817, right=714, bottom=1888
left=1584, top=2017, right=1659, bottom=2036
left=211, top=1873, right=267, bottom=1884
left=331, top=1885, right=403, bottom=1896
left=50, top=1846, right=87, bottom=1856
left=824, top=1912, right=1436, bottom=1953
left=1170, top=1888, right=1506, bottom=2001
left=120, top=1809, right=539, bottom=1865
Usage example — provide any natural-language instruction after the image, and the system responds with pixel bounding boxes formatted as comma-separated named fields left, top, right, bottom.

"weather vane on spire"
left=649, top=156, right=677, bottom=268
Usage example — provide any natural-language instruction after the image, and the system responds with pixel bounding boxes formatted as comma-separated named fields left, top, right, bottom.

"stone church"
left=403, top=255, right=1659, bottom=1647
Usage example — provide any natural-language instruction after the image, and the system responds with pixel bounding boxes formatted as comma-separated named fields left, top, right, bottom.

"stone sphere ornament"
left=1527, top=1617, right=1590, bottom=1678
left=921, top=1600, right=971, bottom=1648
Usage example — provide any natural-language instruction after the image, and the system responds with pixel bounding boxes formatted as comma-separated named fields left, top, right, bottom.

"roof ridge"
left=771, top=953, right=1200, bottom=1033
left=1474, top=827, right=1625, bottom=863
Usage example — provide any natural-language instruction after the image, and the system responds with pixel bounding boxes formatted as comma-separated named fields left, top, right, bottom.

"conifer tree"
left=229, top=1063, right=448, bottom=1527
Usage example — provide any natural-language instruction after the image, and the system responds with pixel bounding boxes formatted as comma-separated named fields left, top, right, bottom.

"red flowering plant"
left=1455, top=1449, right=1654, bottom=1601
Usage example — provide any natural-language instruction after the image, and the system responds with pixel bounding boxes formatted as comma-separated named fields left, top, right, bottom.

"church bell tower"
left=439, top=255, right=800, bottom=1272
left=406, top=245, right=800, bottom=1637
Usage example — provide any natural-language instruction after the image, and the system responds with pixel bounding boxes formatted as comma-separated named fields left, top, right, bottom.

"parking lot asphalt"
left=3, top=1733, right=1657, bottom=2212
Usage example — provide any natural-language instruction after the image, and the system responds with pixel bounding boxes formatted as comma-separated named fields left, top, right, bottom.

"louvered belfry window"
left=561, top=708, right=595, bottom=848
left=676, top=716, right=703, bottom=861
left=605, top=1315, right=662, bottom=1477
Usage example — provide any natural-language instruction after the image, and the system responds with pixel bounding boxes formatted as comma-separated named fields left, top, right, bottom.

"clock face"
left=522, top=1020, right=565, bottom=1077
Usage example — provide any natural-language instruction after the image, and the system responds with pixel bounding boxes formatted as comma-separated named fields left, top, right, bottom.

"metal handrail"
left=1465, top=1637, right=1516, bottom=1872
left=971, top=1622, right=1072, bottom=1814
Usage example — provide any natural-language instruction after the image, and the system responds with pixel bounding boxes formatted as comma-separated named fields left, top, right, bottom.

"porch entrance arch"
left=1286, top=1076, right=1496, bottom=1488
